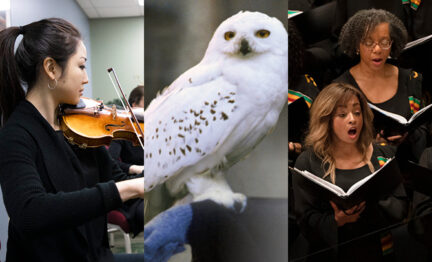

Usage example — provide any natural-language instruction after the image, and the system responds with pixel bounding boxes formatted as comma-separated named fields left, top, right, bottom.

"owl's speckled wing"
left=144, top=72, right=246, bottom=191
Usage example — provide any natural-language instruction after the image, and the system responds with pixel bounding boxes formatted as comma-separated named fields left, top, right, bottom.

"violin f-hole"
left=105, top=123, right=126, bottom=131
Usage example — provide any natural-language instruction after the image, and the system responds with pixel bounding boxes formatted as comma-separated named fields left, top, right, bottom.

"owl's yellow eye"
left=255, top=30, right=270, bottom=38
left=224, top=31, right=235, bottom=41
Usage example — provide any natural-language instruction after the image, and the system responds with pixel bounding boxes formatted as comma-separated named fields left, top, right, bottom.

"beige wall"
left=90, top=17, right=144, bottom=103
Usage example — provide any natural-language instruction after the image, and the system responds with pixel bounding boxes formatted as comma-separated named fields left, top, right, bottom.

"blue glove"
left=144, top=204, right=192, bottom=262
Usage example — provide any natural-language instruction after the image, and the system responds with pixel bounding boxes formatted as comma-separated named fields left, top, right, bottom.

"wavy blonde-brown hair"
left=305, top=82, right=375, bottom=184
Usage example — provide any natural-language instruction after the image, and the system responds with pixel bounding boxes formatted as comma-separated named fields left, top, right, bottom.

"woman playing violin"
left=0, top=18, right=143, bottom=261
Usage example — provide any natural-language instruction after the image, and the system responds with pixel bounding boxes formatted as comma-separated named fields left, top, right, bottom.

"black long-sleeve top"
left=292, top=144, right=408, bottom=261
left=0, top=100, right=141, bottom=262
left=108, top=140, right=143, bottom=174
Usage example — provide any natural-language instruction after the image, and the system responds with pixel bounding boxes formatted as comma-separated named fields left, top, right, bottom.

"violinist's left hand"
left=116, top=177, right=145, bottom=201
left=129, top=165, right=144, bottom=175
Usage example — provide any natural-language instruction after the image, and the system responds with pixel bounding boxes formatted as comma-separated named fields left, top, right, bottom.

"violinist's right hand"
left=116, top=177, right=144, bottom=201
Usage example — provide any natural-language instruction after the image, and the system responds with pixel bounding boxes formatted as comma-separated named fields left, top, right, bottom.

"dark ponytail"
left=0, top=18, right=81, bottom=125
left=0, top=27, right=24, bottom=125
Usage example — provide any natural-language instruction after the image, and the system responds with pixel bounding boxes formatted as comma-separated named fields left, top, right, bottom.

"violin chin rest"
left=75, top=99, right=87, bottom=109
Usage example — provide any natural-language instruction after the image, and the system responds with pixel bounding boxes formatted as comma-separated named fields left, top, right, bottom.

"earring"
left=356, top=49, right=360, bottom=55
left=48, top=79, right=57, bottom=90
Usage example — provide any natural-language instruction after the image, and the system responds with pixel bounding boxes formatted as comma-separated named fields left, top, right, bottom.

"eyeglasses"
left=361, top=39, right=393, bottom=50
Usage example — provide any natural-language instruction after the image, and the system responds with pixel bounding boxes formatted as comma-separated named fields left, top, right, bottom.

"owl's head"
left=205, top=11, right=287, bottom=59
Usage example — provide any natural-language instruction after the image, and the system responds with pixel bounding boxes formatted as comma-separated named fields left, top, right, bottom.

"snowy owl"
left=144, top=11, right=287, bottom=211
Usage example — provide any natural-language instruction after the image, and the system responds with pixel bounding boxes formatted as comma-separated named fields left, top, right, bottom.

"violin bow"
left=107, top=68, right=147, bottom=214
left=107, top=68, right=144, bottom=149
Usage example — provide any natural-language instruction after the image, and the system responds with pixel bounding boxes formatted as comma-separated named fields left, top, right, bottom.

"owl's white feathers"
left=144, top=11, right=287, bottom=210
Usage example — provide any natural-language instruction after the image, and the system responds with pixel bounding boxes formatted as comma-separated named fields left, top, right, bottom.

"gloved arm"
left=144, top=203, right=192, bottom=262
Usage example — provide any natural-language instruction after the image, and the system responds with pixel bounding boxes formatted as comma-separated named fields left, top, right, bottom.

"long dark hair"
left=0, top=18, right=81, bottom=124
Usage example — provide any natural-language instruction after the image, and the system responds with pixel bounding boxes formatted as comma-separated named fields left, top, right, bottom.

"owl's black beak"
left=240, top=39, right=251, bottom=56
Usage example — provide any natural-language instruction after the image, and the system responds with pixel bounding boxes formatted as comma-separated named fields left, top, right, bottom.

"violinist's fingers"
left=134, top=177, right=145, bottom=198
left=116, top=177, right=145, bottom=201
left=129, top=165, right=144, bottom=175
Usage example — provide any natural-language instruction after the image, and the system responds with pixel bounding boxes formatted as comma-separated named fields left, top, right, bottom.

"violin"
left=60, top=97, right=144, bottom=148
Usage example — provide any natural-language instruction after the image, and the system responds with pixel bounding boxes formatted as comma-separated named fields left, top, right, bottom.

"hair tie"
left=19, top=26, right=25, bottom=35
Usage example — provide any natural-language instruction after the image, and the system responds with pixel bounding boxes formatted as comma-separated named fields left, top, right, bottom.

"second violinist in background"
left=108, top=85, right=144, bottom=176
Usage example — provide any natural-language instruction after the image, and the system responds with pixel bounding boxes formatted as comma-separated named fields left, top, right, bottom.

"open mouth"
left=372, top=58, right=383, bottom=64
left=348, top=127, right=357, bottom=138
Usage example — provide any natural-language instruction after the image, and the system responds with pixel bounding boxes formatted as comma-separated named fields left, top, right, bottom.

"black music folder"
left=398, top=160, right=432, bottom=198
left=290, top=158, right=402, bottom=210
left=368, top=103, right=432, bottom=137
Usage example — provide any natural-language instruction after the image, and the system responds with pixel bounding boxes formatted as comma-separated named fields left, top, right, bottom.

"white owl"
left=144, top=11, right=287, bottom=211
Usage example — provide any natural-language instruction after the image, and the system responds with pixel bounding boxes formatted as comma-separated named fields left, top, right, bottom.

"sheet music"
left=404, top=34, right=432, bottom=50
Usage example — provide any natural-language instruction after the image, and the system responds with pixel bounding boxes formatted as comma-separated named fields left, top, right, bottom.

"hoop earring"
left=48, top=79, right=57, bottom=90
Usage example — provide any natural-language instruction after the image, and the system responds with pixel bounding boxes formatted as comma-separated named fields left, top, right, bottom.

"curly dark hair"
left=339, top=9, right=407, bottom=58
left=288, top=20, right=305, bottom=86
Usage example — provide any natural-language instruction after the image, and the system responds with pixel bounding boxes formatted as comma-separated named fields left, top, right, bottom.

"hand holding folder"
left=290, top=158, right=402, bottom=210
